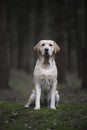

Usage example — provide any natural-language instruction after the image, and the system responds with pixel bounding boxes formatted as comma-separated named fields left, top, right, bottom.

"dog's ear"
left=54, top=42, right=60, bottom=53
left=34, top=42, right=40, bottom=53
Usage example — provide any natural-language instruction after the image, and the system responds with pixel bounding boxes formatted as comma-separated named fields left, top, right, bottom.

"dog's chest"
left=41, top=66, right=53, bottom=76
left=34, top=62, right=57, bottom=78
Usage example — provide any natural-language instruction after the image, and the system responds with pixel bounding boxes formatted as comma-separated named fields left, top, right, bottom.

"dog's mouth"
left=45, top=52, right=49, bottom=56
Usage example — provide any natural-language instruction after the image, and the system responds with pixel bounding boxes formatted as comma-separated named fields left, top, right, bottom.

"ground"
left=0, top=69, right=87, bottom=130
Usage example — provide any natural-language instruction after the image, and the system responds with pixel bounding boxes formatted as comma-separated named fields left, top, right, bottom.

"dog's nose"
left=45, top=48, right=49, bottom=53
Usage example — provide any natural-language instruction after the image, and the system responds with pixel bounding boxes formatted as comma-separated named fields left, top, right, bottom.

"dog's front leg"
left=34, top=83, right=41, bottom=110
left=50, top=81, right=57, bottom=109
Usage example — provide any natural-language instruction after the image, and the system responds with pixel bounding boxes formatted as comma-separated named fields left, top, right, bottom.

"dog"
left=25, top=40, right=60, bottom=109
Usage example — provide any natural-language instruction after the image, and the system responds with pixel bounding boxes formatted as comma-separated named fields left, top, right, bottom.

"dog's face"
left=34, top=40, right=60, bottom=56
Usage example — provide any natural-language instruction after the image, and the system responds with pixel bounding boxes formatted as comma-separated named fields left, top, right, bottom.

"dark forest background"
left=0, top=0, right=87, bottom=90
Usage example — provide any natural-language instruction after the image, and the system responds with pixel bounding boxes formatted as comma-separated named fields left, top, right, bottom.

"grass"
left=0, top=70, right=87, bottom=130
left=0, top=101, right=87, bottom=130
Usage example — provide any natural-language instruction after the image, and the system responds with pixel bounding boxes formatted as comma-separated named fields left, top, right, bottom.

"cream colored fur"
left=25, top=40, right=60, bottom=109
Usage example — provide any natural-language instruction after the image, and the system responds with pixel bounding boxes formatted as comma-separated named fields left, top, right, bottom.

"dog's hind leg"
left=24, top=90, right=35, bottom=108
left=47, top=90, right=59, bottom=108
left=55, top=90, right=59, bottom=107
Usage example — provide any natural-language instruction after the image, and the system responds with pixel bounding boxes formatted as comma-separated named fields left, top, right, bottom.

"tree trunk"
left=76, top=0, right=85, bottom=78
left=81, top=0, right=87, bottom=88
left=26, top=0, right=37, bottom=73
left=8, top=1, right=18, bottom=69
left=0, top=2, right=9, bottom=89
left=82, top=48, right=87, bottom=88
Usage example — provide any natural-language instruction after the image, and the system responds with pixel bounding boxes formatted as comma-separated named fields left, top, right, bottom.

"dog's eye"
left=49, top=43, right=53, bottom=46
left=41, top=43, right=45, bottom=46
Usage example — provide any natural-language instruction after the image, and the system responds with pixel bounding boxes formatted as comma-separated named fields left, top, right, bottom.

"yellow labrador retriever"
left=25, top=40, right=60, bottom=109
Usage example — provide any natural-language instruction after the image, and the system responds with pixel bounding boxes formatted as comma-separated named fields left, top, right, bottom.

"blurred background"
left=0, top=0, right=87, bottom=103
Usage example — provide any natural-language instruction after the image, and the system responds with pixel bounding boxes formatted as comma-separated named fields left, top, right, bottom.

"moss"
left=0, top=102, right=87, bottom=130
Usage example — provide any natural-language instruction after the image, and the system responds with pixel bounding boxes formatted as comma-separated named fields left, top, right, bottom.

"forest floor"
left=0, top=69, right=87, bottom=130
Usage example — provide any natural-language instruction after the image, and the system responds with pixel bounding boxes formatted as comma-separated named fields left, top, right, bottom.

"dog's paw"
left=50, top=106, right=56, bottom=110
left=24, top=104, right=29, bottom=108
left=34, top=106, right=40, bottom=110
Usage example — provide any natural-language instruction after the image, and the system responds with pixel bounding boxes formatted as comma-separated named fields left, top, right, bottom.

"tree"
left=81, top=0, right=87, bottom=88
left=0, top=2, right=9, bottom=89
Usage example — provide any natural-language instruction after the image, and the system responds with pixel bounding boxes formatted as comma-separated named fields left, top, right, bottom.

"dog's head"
left=34, top=40, right=60, bottom=56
